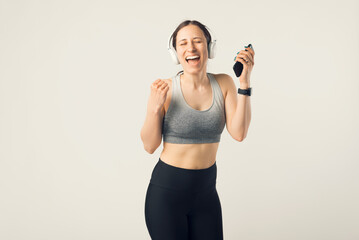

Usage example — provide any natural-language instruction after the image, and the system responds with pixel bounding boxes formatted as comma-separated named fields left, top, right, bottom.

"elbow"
left=237, top=127, right=249, bottom=142
left=140, top=132, right=156, bottom=154
left=142, top=142, right=156, bottom=154
left=144, top=145, right=157, bottom=154
left=140, top=131, right=162, bottom=154
left=140, top=138, right=154, bottom=155
left=145, top=148, right=155, bottom=154
left=235, top=134, right=245, bottom=142
left=236, top=137, right=244, bottom=142
left=230, top=132, right=245, bottom=142
left=143, top=141, right=161, bottom=154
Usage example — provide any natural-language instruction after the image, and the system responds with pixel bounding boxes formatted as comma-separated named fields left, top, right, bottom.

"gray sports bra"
left=162, top=72, right=226, bottom=144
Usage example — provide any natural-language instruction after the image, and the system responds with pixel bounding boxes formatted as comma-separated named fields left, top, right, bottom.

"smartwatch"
left=238, top=87, right=252, bottom=96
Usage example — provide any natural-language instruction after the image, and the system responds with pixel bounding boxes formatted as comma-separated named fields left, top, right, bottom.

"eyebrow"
left=179, top=37, right=202, bottom=42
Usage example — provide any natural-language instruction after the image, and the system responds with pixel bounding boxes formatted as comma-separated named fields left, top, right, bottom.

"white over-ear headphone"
left=167, top=26, right=217, bottom=65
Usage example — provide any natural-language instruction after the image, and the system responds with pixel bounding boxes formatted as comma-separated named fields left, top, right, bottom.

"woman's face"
left=175, top=25, right=208, bottom=72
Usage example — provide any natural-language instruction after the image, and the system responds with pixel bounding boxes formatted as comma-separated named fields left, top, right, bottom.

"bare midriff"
left=159, top=141, right=219, bottom=170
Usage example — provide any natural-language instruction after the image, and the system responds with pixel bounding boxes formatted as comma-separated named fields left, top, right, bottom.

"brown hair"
left=170, top=20, right=213, bottom=76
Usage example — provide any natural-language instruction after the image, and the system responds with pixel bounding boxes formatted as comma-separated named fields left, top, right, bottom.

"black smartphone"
left=233, top=44, right=254, bottom=77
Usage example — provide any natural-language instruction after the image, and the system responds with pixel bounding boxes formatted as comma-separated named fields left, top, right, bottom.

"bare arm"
left=140, top=79, right=169, bottom=154
left=140, top=106, right=164, bottom=154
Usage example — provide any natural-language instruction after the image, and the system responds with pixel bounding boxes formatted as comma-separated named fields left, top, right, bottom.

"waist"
left=161, top=142, right=219, bottom=168
left=149, top=158, right=217, bottom=194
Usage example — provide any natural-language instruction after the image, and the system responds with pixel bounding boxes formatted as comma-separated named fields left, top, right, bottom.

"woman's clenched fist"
left=147, top=79, right=169, bottom=113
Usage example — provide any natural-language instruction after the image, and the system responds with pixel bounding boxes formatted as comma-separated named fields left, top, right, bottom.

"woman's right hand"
left=147, top=79, right=169, bottom=113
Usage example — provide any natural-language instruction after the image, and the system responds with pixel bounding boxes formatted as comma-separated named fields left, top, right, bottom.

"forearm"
left=231, top=82, right=252, bottom=140
left=140, top=108, right=163, bottom=153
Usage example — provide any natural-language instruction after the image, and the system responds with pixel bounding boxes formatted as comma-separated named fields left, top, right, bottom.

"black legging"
left=144, top=157, right=224, bottom=240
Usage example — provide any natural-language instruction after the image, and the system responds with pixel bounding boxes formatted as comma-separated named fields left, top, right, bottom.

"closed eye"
left=180, top=41, right=201, bottom=46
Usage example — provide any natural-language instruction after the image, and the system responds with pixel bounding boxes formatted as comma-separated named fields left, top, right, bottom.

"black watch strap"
left=238, top=87, right=252, bottom=96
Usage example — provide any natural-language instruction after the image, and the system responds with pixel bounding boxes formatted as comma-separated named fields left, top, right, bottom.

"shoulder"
left=212, top=72, right=233, bottom=84
left=211, top=73, right=235, bottom=99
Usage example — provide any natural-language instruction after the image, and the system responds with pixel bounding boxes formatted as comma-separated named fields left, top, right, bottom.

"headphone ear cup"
left=168, top=48, right=180, bottom=65
left=208, top=41, right=216, bottom=59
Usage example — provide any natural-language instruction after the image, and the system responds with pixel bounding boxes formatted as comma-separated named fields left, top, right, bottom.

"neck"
left=180, top=70, right=209, bottom=88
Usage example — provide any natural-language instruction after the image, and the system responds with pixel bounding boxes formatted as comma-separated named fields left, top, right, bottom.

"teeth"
left=186, top=56, right=200, bottom=60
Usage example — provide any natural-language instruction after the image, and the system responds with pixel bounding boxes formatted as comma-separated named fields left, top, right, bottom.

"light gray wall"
left=0, top=0, right=358, bottom=239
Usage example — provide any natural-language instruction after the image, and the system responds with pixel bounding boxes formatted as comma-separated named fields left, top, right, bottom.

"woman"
left=140, top=19, right=254, bottom=240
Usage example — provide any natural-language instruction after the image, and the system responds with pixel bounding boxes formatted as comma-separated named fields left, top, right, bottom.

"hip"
left=149, top=157, right=217, bottom=195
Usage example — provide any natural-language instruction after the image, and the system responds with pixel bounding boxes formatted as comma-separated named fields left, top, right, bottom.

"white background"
left=0, top=0, right=358, bottom=239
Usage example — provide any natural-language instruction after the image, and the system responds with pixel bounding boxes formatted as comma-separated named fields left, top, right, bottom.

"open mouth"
left=186, top=56, right=200, bottom=65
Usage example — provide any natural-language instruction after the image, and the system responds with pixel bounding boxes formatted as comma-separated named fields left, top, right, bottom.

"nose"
left=187, top=43, right=197, bottom=52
